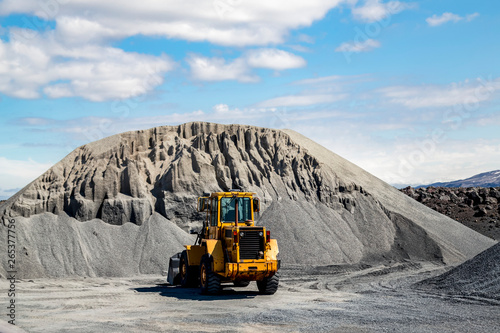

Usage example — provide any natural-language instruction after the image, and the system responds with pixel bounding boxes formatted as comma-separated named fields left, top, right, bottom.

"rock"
left=468, top=191, right=483, bottom=205
left=489, top=189, right=500, bottom=200
left=485, top=197, right=498, bottom=205
left=448, top=192, right=460, bottom=203
left=439, top=195, right=450, bottom=202
left=474, top=207, right=488, bottom=217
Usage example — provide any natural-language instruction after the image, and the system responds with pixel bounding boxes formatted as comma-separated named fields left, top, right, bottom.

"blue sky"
left=1, top=0, right=500, bottom=199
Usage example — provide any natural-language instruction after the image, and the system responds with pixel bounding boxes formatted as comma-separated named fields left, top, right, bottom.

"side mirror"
left=253, top=197, right=260, bottom=212
left=198, top=197, right=209, bottom=212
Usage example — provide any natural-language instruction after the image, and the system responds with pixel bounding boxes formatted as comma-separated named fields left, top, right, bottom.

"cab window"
left=220, top=197, right=252, bottom=222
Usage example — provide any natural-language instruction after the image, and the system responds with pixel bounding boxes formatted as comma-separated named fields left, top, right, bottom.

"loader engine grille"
left=239, top=228, right=264, bottom=260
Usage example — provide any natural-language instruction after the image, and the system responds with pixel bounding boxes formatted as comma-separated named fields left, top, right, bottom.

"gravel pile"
left=0, top=122, right=495, bottom=278
left=0, top=212, right=194, bottom=278
left=417, top=242, right=500, bottom=300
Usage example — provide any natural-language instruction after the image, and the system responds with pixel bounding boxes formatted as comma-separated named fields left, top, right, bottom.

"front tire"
left=200, top=254, right=221, bottom=295
left=180, top=250, right=197, bottom=287
left=257, top=272, right=279, bottom=295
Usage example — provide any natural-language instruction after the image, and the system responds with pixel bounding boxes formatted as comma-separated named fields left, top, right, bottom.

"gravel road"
left=2, top=261, right=499, bottom=333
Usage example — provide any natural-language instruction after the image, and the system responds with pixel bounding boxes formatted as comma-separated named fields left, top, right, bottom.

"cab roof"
left=203, top=191, right=256, bottom=198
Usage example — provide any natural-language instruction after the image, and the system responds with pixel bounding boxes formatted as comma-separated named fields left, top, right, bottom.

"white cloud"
left=378, top=77, right=500, bottom=109
left=335, top=39, right=381, bottom=53
left=294, top=74, right=371, bottom=86
left=291, top=121, right=500, bottom=187
left=246, top=49, right=306, bottom=70
left=187, top=55, right=258, bottom=83
left=294, top=75, right=344, bottom=85
left=426, top=12, right=479, bottom=27
left=256, top=94, right=347, bottom=107
left=351, top=0, right=414, bottom=23
left=381, top=140, right=500, bottom=186
left=0, top=30, right=174, bottom=101
left=465, top=12, right=480, bottom=22
left=0, top=0, right=345, bottom=46
left=188, top=49, right=305, bottom=82
left=0, top=1, right=334, bottom=99
left=297, top=34, right=315, bottom=44
left=254, top=74, right=370, bottom=108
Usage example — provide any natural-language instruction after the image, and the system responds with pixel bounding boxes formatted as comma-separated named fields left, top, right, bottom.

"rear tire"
left=180, top=250, right=197, bottom=287
left=257, top=272, right=279, bottom=295
left=200, top=254, right=221, bottom=295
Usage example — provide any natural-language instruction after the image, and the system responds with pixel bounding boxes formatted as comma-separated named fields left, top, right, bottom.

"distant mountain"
left=417, top=170, right=500, bottom=188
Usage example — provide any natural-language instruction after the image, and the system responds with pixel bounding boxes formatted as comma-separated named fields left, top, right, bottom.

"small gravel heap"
left=417, top=242, right=500, bottom=300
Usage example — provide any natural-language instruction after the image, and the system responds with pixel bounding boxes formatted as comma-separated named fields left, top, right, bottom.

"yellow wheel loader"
left=167, top=190, right=280, bottom=295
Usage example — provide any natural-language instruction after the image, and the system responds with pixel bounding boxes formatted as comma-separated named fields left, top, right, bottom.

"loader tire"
left=180, top=250, right=197, bottom=287
left=233, top=280, right=250, bottom=287
left=257, top=272, right=279, bottom=295
left=200, top=254, right=221, bottom=295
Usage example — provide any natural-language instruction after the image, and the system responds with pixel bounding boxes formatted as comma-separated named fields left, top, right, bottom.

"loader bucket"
left=167, top=252, right=182, bottom=285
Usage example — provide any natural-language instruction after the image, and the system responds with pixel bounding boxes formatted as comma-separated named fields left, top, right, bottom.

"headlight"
left=259, top=231, right=263, bottom=237
left=240, top=232, right=244, bottom=237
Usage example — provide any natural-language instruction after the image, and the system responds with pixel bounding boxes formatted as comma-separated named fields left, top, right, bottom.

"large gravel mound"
left=0, top=212, right=193, bottom=278
left=417, top=242, right=500, bottom=299
left=0, top=122, right=495, bottom=277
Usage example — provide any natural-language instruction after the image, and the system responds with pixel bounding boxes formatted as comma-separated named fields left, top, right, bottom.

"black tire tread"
left=200, top=254, right=222, bottom=295
left=257, top=272, right=279, bottom=295
left=180, top=250, right=198, bottom=287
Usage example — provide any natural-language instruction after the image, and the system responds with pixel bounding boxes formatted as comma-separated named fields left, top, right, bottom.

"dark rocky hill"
left=400, top=186, right=500, bottom=240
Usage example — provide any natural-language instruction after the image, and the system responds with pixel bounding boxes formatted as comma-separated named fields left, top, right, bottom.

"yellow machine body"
left=182, top=191, right=279, bottom=282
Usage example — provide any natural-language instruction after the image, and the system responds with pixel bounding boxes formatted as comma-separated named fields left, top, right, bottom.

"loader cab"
left=198, top=191, right=260, bottom=240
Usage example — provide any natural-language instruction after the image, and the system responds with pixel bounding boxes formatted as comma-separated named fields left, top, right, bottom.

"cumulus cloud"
left=0, top=0, right=344, bottom=46
left=335, top=39, right=381, bottom=53
left=0, top=1, right=342, bottom=99
left=0, top=29, right=174, bottom=101
left=426, top=12, right=479, bottom=27
left=188, top=49, right=305, bottom=82
left=351, top=0, right=415, bottom=23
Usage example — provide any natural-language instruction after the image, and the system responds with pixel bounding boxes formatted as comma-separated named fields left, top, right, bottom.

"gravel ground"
left=3, top=262, right=499, bottom=333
